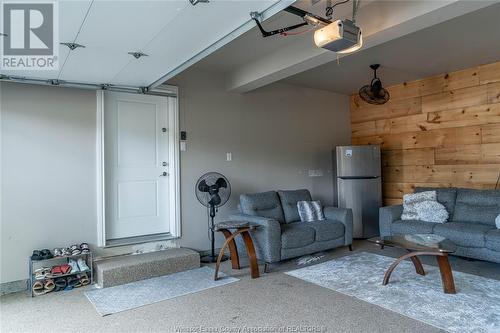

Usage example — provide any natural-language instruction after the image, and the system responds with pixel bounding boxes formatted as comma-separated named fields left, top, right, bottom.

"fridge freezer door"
left=336, top=145, right=381, bottom=178
left=337, top=177, right=382, bottom=238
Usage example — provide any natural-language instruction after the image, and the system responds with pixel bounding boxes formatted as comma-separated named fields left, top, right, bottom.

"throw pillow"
left=401, top=191, right=437, bottom=220
left=496, top=214, right=500, bottom=229
left=297, top=201, right=325, bottom=222
left=414, top=200, right=449, bottom=223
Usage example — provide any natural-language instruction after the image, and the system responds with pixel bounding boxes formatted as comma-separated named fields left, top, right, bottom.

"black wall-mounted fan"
left=195, top=172, right=231, bottom=263
left=359, top=64, right=390, bottom=105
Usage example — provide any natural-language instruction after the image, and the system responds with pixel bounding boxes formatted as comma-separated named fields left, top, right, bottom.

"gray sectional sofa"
left=229, top=189, right=353, bottom=264
left=380, top=187, right=500, bottom=263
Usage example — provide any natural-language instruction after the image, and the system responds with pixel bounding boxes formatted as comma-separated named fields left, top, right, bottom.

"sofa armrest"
left=379, top=205, right=403, bottom=237
left=228, top=214, right=281, bottom=263
left=323, top=207, right=353, bottom=246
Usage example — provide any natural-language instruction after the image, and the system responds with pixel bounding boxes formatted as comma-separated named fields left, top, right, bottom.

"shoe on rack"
left=77, top=258, right=90, bottom=272
left=32, top=281, right=45, bottom=296
left=31, top=250, right=42, bottom=261
left=80, top=243, right=90, bottom=254
left=61, top=248, right=71, bottom=257
left=53, top=248, right=62, bottom=257
left=40, top=249, right=53, bottom=260
left=67, top=276, right=82, bottom=288
left=70, top=244, right=81, bottom=256
left=68, top=259, right=80, bottom=273
left=78, top=273, right=90, bottom=286
left=34, top=267, right=51, bottom=280
left=54, top=278, right=67, bottom=292
left=44, top=279, right=55, bottom=293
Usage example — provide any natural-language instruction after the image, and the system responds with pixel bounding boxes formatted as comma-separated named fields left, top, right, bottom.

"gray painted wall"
left=0, top=71, right=350, bottom=284
left=169, top=68, right=351, bottom=250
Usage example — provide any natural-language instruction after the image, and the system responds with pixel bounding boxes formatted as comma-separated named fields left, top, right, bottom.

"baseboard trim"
left=1, top=279, right=28, bottom=295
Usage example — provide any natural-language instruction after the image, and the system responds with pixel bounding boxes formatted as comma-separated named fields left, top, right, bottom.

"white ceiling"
left=1, top=0, right=290, bottom=87
left=282, top=2, right=500, bottom=94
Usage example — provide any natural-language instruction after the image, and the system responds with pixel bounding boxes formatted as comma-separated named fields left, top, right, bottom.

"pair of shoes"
left=69, top=243, right=90, bottom=256
left=49, top=264, right=71, bottom=276
left=31, top=249, right=53, bottom=261
left=68, top=258, right=90, bottom=273
left=78, top=273, right=90, bottom=286
left=32, top=279, right=55, bottom=295
left=34, top=267, right=51, bottom=280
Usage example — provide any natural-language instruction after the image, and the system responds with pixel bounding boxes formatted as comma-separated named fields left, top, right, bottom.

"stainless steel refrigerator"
left=333, top=145, right=382, bottom=239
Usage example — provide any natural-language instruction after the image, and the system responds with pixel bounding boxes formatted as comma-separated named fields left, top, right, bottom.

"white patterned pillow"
left=297, top=201, right=325, bottom=222
left=414, top=200, right=448, bottom=223
left=401, top=191, right=437, bottom=220
left=496, top=214, right=500, bottom=229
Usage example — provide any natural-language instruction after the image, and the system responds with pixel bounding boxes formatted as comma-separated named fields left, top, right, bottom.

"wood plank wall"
left=350, top=61, right=500, bottom=205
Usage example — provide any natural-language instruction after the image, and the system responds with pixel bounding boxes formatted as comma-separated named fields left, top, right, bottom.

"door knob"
left=160, top=172, right=168, bottom=177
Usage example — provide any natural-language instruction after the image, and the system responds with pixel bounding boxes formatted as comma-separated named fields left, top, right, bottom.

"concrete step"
left=94, top=248, right=200, bottom=288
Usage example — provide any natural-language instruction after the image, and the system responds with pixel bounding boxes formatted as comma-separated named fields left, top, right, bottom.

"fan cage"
left=195, top=172, right=231, bottom=208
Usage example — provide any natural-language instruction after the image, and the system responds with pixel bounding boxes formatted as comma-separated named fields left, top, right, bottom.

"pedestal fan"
left=195, top=172, right=231, bottom=263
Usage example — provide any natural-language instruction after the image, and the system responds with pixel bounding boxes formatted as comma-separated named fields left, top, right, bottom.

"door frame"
left=96, top=86, right=180, bottom=247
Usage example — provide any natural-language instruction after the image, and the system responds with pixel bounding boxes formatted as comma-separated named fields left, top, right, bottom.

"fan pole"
left=201, top=205, right=228, bottom=263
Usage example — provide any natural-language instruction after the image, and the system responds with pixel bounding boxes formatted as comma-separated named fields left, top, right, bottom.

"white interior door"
left=104, top=92, right=170, bottom=240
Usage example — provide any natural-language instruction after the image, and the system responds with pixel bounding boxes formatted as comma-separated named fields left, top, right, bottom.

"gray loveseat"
left=229, top=189, right=353, bottom=265
left=380, top=187, right=500, bottom=263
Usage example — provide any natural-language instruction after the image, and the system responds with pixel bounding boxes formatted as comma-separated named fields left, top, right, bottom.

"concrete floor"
left=1, top=240, right=499, bottom=333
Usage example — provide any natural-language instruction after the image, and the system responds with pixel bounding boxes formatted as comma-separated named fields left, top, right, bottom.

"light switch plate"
left=226, top=152, right=232, bottom=161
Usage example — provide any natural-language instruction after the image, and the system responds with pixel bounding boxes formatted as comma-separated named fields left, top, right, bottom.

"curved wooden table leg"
left=220, top=229, right=240, bottom=269
left=436, top=255, right=456, bottom=294
left=241, top=231, right=259, bottom=279
left=214, top=228, right=250, bottom=281
left=214, top=231, right=240, bottom=281
left=409, top=255, right=425, bottom=276
left=383, top=251, right=436, bottom=285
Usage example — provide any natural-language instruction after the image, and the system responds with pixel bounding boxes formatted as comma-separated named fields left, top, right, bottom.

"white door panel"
left=104, top=92, right=170, bottom=240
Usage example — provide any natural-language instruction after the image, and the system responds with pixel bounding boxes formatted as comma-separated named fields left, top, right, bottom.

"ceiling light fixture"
left=60, top=42, right=85, bottom=50
left=189, top=0, right=209, bottom=5
left=128, top=51, right=149, bottom=59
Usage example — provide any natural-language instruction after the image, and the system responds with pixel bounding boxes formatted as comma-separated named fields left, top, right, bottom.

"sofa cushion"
left=240, top=191, right=284, bottom=223
left=307, top=220, right=345, bottom=242
left=391, top=220, right=436, bottom=235
left=485, top=229, right=500, bottom=252
left=281, top=223, right=315, bottom=249
left=415, top=187, right=457, bottom=216
left=278, top=189, right=312, bottom=223
left=433, top=222, right=493, bottom=248
left=452, top=189, right=500, bottom=226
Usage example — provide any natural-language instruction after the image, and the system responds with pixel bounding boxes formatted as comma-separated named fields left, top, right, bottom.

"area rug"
left=286, top=252, right=500, bottom=333
left=85, top=266, right=238, bottom=316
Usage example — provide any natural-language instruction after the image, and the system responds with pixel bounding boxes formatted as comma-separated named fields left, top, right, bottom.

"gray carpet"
left=2, top=241, right=499, bottom=333
left=85, top=266, right=238, bottom=316
left=286, top=252, right=500, bottom=333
